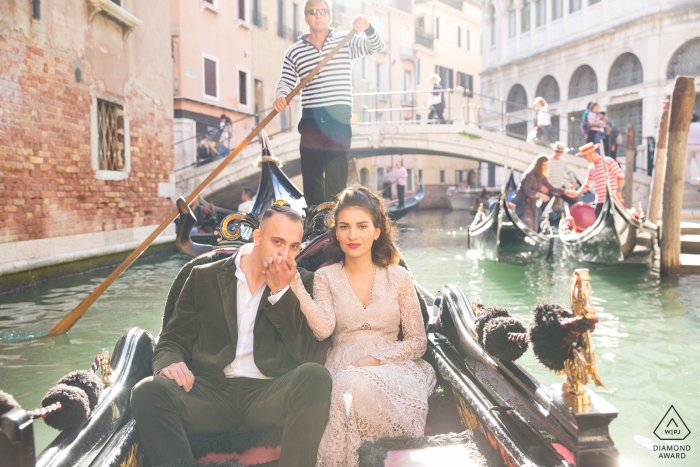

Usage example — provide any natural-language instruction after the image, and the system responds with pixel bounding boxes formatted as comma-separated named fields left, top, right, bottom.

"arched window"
left=569, top=65, right=598, bottom=98
left=506, top=84, right=528, bottom=139
left=608, top=53, right=643, bottom=90
left=506, top=84, right=528, bottom=112
left=535, top=75, right=560, bottom=103
left=508, top=1, right=516, bottom=38
left=667, top=37, right=700, bottom=80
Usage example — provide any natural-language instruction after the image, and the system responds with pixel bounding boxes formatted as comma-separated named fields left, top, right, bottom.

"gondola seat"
left=569, top=202, right=596, bottom=233
left=157, top=245, right=456, bottom=467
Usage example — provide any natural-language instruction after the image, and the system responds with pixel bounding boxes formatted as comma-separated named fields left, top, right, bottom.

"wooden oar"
left=47, top=31, right=358, bottom=336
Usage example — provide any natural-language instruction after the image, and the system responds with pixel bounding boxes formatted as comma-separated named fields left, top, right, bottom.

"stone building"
left=481, top=0, right=700, bottom=173
left=0, top=0, right=174, bottom=287
left=171, top=0, right=254, bottom=170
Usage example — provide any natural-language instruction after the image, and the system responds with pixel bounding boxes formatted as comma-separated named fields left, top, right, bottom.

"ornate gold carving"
left=562, top=269, right=606, bottom=412
left=218, top=213, right=247, bottom=241
left=99, top=349, right=113, bottom=386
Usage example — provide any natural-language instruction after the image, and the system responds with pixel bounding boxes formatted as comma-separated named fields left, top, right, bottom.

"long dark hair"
left=324, top=184, right=401, bottom=267
left=526, top=154, right=550, bottom=179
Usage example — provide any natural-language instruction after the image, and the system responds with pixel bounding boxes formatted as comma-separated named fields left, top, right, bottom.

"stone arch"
left=667, top=37, right=700, bottom=80
left=608, top=52, right=643, bottom=91
left=506, top=83, right=528, bottom=112
left=568, top=65, right=598, bottom=99
left=535, top=75, right=560, bottom=103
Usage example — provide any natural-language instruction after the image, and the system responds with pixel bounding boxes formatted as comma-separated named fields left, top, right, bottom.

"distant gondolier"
left=274, top=1, right=384, bottom=207
left=571, top=142, right=625, bottom=217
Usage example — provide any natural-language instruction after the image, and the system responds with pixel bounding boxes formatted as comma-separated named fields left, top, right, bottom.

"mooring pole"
left=624, top=124, right=635, bottom=207
left=661, top=76, right=696, bottom=275
left=648, top=109, right=669, bottom=224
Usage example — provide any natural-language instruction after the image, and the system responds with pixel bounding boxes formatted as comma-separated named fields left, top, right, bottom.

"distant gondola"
left=559, top=186, right=658, bottom=263
left=386, top=183, right=424, bottom=221
left=468, top=172, right=554, bottom=262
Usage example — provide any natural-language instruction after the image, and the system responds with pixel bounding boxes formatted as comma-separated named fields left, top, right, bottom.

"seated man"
left=571, top=142, right=625, bottom=217
left=131, top=204, right=331, bottom=467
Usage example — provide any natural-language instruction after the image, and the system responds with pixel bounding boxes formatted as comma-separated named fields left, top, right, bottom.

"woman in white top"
left=534, top=97, right=553, bottom=146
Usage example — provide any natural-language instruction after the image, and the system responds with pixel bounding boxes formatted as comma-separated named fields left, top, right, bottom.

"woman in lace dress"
left=287, top=185, right=436, bottom=466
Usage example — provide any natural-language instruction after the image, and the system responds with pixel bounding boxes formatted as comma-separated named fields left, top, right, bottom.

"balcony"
left=415, top=30, right=433, bottom=49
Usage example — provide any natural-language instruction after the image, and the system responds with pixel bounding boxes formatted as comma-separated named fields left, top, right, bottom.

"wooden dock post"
left=648, top=110, right=669, bottom=224
left=661, top=76, right=696, bottom=275
left=624, top=124, right=635, bottom=207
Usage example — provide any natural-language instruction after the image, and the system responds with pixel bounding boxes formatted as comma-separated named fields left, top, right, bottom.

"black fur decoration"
left=528, top=302, right=574, bottom=372
left=41, top=384, right=90, bottom=431
left=482, top=316, right=529, bottom=361
left=57, top=370, right=103, bottom=410
left=188, top=425, right=283, bottom=460
left=473, top=306, right=511, bottom=346
left=0, top=390, right=21, bottom=416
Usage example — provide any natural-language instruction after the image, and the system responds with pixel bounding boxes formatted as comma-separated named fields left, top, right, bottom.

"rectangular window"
left=570, top=0, right=581, bottom=12
left=416, top=17, right=425, bottom=31
left=277, top=0, right=285, bottom=38
left=457, top=72, right=473, bottom=94
left=440, top=170, right=446, bottom=183
left=292, top=3, right=299, bottom=39
left=435, top=17, right=440, bottom=40
left=404, top=70, right=411, bottom=92
left=456, top=170, right=464, bottom=184
left=238, top=0, right=246, bottom=21
left=509, top=7, right=516, bottom=38
left=252, top=0, right=261, bottom=26
left=521, top=1, right=531, bottom=32
left=589, top=0, right=601, bottom=4
left=458, top=26, right=462, bottom=47
left=97, top=99, right=125, bottom=172
left=238, top=69, right=248, bottom=106
left=407, top=169, right=413, bottom=191
left=418, top=169, right=423, bottom=183
left=536, top=0, right=546, bottom=27
left=374, top=12, right=384, bottom=37
left=376, top=62, right=386, bottom=91
left=203, top=56, right=218, bottom=99
left=552, top=0, right=563, bottom=19
left=416, top=58, right=421, bottom=85
left=361, top=56, right=368, bottom=80
left=377, top=168, right=384, bottom=190
left=466, top=29, right=470, bottom=50
left=435, top=65, right=454, bottom=89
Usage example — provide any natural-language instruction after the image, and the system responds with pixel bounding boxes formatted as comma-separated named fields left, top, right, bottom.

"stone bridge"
left=175, top=122, right=652, bottom=209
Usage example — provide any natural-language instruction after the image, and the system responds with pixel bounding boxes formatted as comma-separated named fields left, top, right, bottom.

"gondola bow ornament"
left=562, top=269, right=606, bottom=411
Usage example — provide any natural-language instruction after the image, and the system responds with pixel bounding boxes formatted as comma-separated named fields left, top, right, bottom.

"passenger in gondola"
left=570, top=142, right=625, bottom=217
left=238, top=186, right=256, bottom=213
left=130, top=204, right=332, bottom=467
left=513, top=154, right=577, bottom=232
left=276, top=185, right=436, bottom=466
left=547, top=142, right=578, bottom=225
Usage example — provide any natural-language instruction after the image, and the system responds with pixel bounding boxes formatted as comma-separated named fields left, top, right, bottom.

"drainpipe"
left=31, top=0, right=41, bottom=38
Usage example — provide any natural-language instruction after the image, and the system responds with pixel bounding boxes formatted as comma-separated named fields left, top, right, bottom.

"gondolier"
left=274, top=1, right=384, bottom=207
left=570, top=142, right=625, bottom=217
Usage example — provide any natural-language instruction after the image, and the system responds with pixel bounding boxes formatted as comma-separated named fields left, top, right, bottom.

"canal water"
left=0, top=209, right=698, bottom=466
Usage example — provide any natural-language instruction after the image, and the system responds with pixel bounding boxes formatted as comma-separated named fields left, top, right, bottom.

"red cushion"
left=570, top=202, right=596, bottom=232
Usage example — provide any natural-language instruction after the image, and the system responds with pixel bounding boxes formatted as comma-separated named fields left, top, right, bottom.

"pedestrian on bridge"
left=274, top=1, right=385, bottom=207
left=427, top=74, right=447, bottom=124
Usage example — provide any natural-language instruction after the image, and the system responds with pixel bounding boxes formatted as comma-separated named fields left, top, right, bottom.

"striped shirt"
left=276, top=27, right=384, bottom=115
left=582, top=158, right=624, bottom=203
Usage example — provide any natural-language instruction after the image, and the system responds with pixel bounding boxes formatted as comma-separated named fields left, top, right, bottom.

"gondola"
left=468, top=172, right=554, bottom=262
left=386, top=183, right=424, bottom=221
left=558, top=152, right=659, bottom=263
left=1, top=145, right=621, bottom=467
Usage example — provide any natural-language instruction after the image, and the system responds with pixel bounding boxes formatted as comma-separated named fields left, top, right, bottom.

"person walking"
left=685, top=113, right=700, bottom=184
left=391, top=161, right=408, bottom=208
left=274, top=1, right=384, bottom=207
left=427, top=74, right=447, bottom=124
left=585, top=103, right=606, bottom=149
left=533, top=97, right=553, bottom=146
left=218, top=114, right=232, bottom=159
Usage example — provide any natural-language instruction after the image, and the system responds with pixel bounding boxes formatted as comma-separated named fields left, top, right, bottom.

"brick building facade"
left=0, top=0, right=174, bottom=281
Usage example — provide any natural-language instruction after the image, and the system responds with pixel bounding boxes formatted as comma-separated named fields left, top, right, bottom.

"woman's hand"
left=351, top=356, right=381, bottom=367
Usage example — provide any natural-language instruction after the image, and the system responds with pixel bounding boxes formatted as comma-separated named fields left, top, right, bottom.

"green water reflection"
left=0, top=209, right=698, bottom=466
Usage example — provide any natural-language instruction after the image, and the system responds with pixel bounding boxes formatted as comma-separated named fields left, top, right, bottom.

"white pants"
left=686, top=144, right=700, bottom=183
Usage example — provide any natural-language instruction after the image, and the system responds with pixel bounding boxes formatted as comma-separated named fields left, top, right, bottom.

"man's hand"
left=351, top=356, right=381, bottom=367
left=273, top=96, right=289, bottom=112
left=159, top=362, right=195, bottom=392
left=564, top=190, right=578, bottom=198
left=262, top=252, right=297, bottom=292
left=352, top=15, right=370, bottom=33
left=537, top=193, right=551, bottom=202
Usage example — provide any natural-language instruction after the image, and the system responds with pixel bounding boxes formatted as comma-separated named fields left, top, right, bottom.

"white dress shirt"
left=223, top=242, right=289, bottom=379
left=537, top=105, right=552, bottom=126
left=688, top=121, right=700, bottom=146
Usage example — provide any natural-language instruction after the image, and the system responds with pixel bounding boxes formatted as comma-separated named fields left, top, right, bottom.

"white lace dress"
left=290, top=263, right=436, bottom=467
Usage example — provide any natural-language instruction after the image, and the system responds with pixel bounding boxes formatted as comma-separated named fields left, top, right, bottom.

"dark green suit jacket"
left=152, top=256, right=317, bottom=384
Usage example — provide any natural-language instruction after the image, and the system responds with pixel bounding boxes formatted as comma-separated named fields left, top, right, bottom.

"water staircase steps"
left=680, top=222, right=700, bottom=274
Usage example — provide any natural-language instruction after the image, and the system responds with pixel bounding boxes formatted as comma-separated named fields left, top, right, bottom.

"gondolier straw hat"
left=428, top=73, right=441, bottom=83
left=575, top=142, right=599, bottom=157
left=550, top=141, right=567, bottom=152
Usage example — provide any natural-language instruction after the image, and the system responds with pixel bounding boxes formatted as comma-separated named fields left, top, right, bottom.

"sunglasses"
left=305, top=8, right=330, bottom=16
